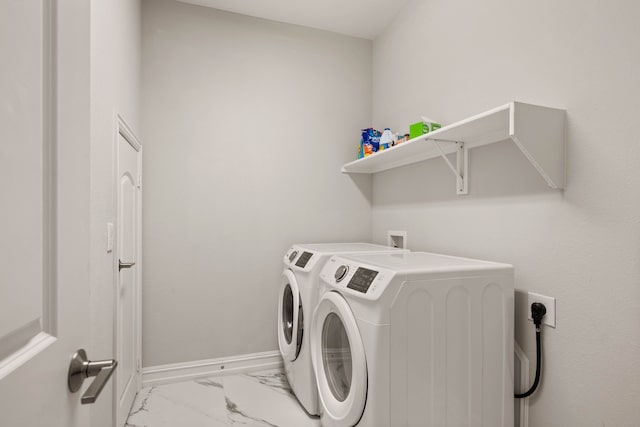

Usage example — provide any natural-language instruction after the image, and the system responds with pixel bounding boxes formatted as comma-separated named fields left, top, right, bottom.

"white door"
left=115, top=125, right=142, bottom=427
left=0, top=1, right=105, bottom=426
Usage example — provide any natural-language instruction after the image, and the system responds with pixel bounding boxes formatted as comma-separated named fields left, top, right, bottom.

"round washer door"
left=278, top=269, right=303, bottom=361
left=311, top=291, right=367, bottom=427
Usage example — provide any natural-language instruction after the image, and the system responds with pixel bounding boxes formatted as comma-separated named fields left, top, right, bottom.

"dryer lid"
left=295, top=242, right=408, bottom=255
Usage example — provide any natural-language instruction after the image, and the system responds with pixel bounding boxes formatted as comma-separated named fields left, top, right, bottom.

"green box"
left=409, top=121, right=441, bottom=140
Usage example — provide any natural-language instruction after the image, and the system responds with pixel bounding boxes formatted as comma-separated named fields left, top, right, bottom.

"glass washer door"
left=278, top=269, right=301, bottom=362
left=322, top=312, right=352, bottom=401
left=312, top=291, right=367, bottom=427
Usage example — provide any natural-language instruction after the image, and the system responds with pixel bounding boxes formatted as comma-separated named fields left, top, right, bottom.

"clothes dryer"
left=278, top=243, right=409, bottom=416
left=311, top=252, right=514, bottom=427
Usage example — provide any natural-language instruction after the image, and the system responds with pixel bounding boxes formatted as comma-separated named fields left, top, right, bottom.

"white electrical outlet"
left=527, top=292, right=556, bottom=328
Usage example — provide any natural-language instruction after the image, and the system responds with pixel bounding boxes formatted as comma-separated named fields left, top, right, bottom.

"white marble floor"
left=126, top=369, right=321, bottom=427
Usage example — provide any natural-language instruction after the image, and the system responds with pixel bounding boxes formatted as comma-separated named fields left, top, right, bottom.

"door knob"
left=68, top=349, right=118, bottom=404
left=119, top=259, right=136, bottom=271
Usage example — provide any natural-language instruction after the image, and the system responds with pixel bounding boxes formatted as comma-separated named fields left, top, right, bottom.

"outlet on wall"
left=527, top=292, right=556, bottom=328
left=387, top=230, right=407, bottom=249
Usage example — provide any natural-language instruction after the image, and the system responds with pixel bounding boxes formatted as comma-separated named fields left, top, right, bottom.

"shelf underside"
left=342, top=102, right=565, bottom=190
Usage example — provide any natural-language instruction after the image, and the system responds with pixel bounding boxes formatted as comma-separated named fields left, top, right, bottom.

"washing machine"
left=278, top=243, right=409, bottom=416
left=311, top=252, right=514, bottom=427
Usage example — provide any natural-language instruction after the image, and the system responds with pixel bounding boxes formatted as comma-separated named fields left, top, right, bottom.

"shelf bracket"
left=431, top=140, right=468, bottom=195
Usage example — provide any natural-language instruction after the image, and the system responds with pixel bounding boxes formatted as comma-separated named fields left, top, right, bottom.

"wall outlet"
left=527, top=292, right=556, bottom=328
left=387, top=230, right=407, bottom=249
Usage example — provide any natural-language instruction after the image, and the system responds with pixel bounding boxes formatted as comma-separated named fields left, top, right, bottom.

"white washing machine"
left=278, top=243, right=409, bottom=416
left=311, top=252, right=514, bottom=427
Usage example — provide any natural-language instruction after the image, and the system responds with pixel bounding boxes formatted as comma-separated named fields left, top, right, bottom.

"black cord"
left=515, top=327, right=541, bottom=398
left=515, top=302, right=546, bottom=399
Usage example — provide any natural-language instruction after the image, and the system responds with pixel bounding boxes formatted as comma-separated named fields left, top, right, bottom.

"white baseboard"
left=514, top=342, right=530, bottom=427
left=142, top=350, right=283, bottom=388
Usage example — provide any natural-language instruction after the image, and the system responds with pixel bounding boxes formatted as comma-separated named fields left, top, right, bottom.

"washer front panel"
left=278, top=269, right=301, bottom=362
left=312, top=291, right=367, bottom=427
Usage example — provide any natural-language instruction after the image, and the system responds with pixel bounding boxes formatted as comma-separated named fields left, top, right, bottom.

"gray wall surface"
left=141, top=0, right=372, bottom=367
left=89, top=0, right=141, bottom=426
left=370, top=0, right=640, bottom=425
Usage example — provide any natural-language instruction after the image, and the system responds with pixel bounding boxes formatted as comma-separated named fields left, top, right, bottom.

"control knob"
left=335, top=265, right=348, bottom=282
left=288, top=251, right=298, bottom=262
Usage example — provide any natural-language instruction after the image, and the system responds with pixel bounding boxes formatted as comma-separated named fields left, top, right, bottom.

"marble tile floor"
left=126, top=368, right=321, bottom=427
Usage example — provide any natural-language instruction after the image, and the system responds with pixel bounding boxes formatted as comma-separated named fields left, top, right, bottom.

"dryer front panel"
left=312, top=291, right=367, bottom=427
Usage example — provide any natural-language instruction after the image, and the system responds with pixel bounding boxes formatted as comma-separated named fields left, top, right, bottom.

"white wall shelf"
left=342, top=101, right=566, bottom=195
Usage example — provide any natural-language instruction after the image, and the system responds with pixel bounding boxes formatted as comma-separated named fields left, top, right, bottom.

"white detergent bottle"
left=380, top=128, right=393, bottom=149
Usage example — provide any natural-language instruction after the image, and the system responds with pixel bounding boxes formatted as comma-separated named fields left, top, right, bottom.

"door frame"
left=113, top=113, right=142, bottom=425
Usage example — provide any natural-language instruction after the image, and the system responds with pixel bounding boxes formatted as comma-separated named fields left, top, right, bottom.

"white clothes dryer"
left=311, top=252, right=514, bottom=427
left=278, top=243, right=409, bottom=416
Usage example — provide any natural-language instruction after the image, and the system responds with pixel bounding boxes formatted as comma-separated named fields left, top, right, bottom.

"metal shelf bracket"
left=430, top=139, right=469, bottom=195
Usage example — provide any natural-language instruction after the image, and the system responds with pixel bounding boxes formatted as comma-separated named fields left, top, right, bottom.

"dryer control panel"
left=319, top=256, right=396, bottom=301
left=284, top=246, right=321, bottom=272
left=346, top=267, right=378, bottom=293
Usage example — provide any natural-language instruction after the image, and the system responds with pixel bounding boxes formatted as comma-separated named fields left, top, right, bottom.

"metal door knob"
left=119, top=259, right=136, bottom=271
left=68, top=349, right=118, bottom=404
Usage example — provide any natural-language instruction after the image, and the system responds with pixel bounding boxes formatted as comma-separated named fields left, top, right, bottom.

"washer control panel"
left=320, top=256, right=396, bottom=301
left=284, top=246, right=319, bottom=272
left=295, top=251, right=313, bottom=268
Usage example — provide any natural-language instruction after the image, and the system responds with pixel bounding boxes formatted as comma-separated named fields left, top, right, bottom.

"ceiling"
left=176, top=0, right=410, bottom=39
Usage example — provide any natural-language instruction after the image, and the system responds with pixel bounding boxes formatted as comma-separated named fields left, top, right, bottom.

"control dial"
left=334, top=265, right=348, bottom=282
left=288, top=251, right=298, bottom=263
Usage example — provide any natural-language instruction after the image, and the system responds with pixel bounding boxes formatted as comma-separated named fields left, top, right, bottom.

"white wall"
left=141, top=0, right=372, bottom=367
left=89, top=0, right=141, bottom=425
left=371, top=0, right=640, bottom=425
